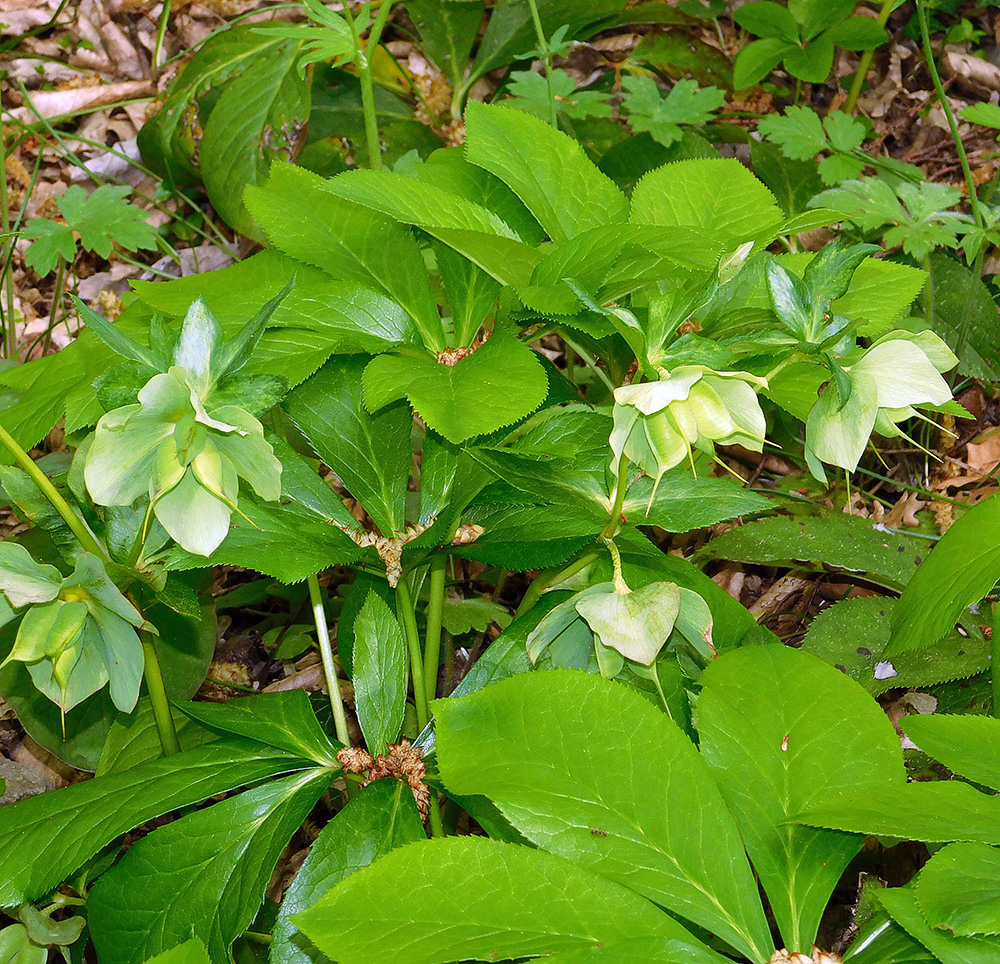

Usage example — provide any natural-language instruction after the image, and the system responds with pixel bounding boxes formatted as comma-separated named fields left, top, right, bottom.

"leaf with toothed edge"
left=362, top=323, right=548, bottom=444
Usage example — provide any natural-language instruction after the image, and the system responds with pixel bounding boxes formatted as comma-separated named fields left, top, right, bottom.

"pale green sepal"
left=0, top=543, right=63, bottom=608
left=86, top=403, right=172, bottom=506
left=87, top=605, right=144, bottom=713
left=154, top=470, right=232, bottom=556
left=673, top=588, right=715, bottom=661
left=64, top=554, right=145, bottom=628
left=873, top=329, right=958, bottom=373
left=172, top=300, right=221, bottom=396
left=851, top=340, right=953, bottom=409
left=575, top=581, right=681, bottom=665
left=211, top=406, right=282, bottom=501
left=805, top=372, right=878, bottom=472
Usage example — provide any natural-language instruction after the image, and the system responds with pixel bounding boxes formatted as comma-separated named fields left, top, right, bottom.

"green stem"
left=140, top=631, right=180, bottom=756
left=514, top=551, right=599, bottom=619
left=843, top=0, right=895, bottom=114
left=427, top=795, right=445, bottom=836
left=0, top=420, right=107, bottom=560
left=525, top=0, right=557, bottom=127
left=763, top=350, right=806, bottom=384
left=396, top=577, right=430, bottom=730
left=559, top=333, right=616, bottom=393
left=153, top=0, right=173, bottom=74
left=0, top=132, right=16, bottom=361
left=422, top=554, right=447, bottom=706
left=601, top=453, right=629, bottom=540
left=308, top=574, right=352, bottom=747
left=917, top=0, right=984, bottom=234
left=602, top=534, right=627, bottom=593
left=342, top=0, right=393, bottom=172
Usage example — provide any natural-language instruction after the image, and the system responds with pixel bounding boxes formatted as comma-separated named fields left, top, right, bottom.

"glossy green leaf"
left=435, top=670, right=773, bottom=962
left=284, top=354, right=412, bottom=536
left=887, top=494, right=1000, bottom=655
left=543, top=938, right=729, bottom=964
left=197, top=42, right=311, bottom=238
left=246, top=164, right=443, bottom=349
left=801, top=597, right=990, bottom=696
left=631, top=157, right=783, bottom=250
left=96, top=697, right=213, bottom=776
left=140, top=939, right=212, bottom=964
left=624, top=473, right=770, bottom=531
left=927, top=253, right=1000, bottom=379
left=879, top=888, right=1000, bottom=964
left=698, top=645, right=903, bottom=952
left=900, top=714, right=1000, bottom=792
left=88, top=768, right=332, bottom=964
left=695, top=513, right=930, bottom=591
left=363, top=324, right=547, bottom=444
left=178, top=690, right=340, bottom=765
left=272, top=779, right=425, bottom=964
left=916, top=842, right=1000, bottom=936
left=798, top=781, right=1000, bottom=845
left=406, top=0, right=483, bottom=88
left=465, top=102, right=628, bottom=244
left=294, top=836, right=701, bottom=964
left=0, top=738, right=313, bottom=905
left=352, top=593, right=407, bottom=755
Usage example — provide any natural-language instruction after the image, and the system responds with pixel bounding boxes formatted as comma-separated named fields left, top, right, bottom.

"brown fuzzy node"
left=336, top=739, right=430, bottom=818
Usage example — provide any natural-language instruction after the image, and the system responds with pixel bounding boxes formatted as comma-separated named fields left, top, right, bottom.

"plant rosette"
left=805, top=332, right=957, bottom=479
left=610, top=367, right=768, bottom=490
left=83, top=301, right=283, bottom=557
left=0, top=544, right=149, bottom=717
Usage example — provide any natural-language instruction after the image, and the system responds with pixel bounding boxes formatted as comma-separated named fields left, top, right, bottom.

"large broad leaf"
left=406, top=0, right=484, bottom=89
left=164, top=495, right=366, bottom=583
left=352, top=593, right=407, bottom=755
left=697, top=645, right=904, bottom=953
left=694, top=513, right=929, bottom=592
left=321, top=168, right=542, bottom=288
left=87, top=768, right=332, bottom=964
left=887, top=494, right=1000, bottom=656
left=798, top=781, right=1000, bottom=845
left=464, top=102, right=628, bottom=245
left=900, top=714, right=1000, bottom=792
left=543, top=940, right=731, bottom=964
left=272, top=779, right=425, bottom=964
left=198, top=40, right=311, bottom=238
left=624, top=473, right=770, bottom=531
left=0, top=739, right=313, bottom=906
left=284, top=354, right=412, bottom=536
left=878, top=888, right=1000, bottom=964
left=928, top=252, right=1000, bottom=380
left=293, top=836, right=707, bottom=964
left=801, top=597, right=990, bottom=696
left=916, top=842, right=1000, bottom=937
left=96, top=698, right=214, bottom=776
left=435, top=670, right=773, bottom=962
left=246, top=163, right=444, bottom=350
left=177, top=690, right=340, bottom=765
left=132, top=250, right=419, bottom=381
left=363, top=323, right=547, bottom=444
left=630, top=158, right=784, bottom=250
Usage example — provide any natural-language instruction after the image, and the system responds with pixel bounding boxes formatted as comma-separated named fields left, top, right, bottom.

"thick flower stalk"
left=610, top=366, right=768, bottom=493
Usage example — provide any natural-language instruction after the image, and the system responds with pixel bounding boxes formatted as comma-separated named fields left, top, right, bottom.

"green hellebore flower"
left=85, top=366, right=281, bottom=556
left=610, top=366, right=768, bottom=492
left=805, top=333, right=957, bottom=478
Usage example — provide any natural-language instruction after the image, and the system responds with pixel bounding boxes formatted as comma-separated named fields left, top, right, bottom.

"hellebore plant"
left=83, top=294, right=289, bottom=557
left=610, top=367, right=768, bottom=491
left=0, top=544, right=148, bottom=723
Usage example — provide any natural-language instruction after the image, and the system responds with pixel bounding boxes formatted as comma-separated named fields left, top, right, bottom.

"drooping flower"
left=610, top=366, right=768, bottom=492
left=805, top=333, right=957, bottom=478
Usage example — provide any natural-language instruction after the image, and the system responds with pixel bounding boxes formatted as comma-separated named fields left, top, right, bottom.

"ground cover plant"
left=4, top=1, right=1000, bottom=963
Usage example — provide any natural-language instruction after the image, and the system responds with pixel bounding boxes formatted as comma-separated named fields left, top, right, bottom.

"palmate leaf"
left=57, top=184, right=159, bottom=259
left=88, top=768, right=333, bottom=964
left=434, top=670, right=772, bottom=961
left=464, top=102, right=629, bottom=245
left=294, top=836, right=716, bottom=964
left=697, top=645, right=903, bottom=952
left=363, top=323, right=548, bottom=444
